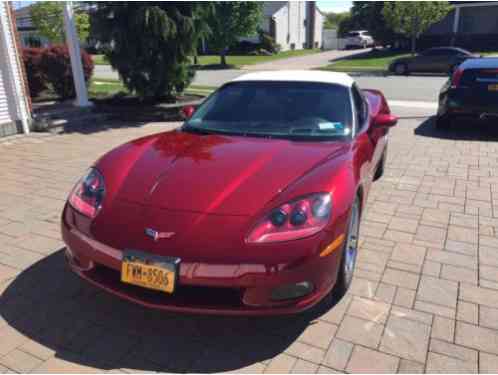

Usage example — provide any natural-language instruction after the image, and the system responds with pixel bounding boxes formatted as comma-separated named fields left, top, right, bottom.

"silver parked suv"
left=345, top=30, right=374, bottom=49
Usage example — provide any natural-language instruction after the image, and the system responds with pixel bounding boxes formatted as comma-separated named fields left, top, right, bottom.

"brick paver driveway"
left=1, top=116, right=498, bottom=373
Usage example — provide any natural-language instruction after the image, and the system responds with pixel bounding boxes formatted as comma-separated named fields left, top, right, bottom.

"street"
left=94, top=62, right=448, bottom=104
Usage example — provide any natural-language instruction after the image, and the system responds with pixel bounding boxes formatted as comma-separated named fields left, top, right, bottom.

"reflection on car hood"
left=112, top=130, right=348, bottom=216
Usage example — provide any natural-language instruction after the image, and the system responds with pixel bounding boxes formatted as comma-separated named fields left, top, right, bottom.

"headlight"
left=246, top=193, right=331, bottom=243
left=68, top=168, right=106, bottom=219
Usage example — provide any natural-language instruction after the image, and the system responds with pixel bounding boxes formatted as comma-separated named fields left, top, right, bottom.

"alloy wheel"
left=343, top=201, right=360, bottom=288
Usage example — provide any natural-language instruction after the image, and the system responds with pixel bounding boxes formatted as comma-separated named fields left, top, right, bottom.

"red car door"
left=350, top=86, right=381, bottom=201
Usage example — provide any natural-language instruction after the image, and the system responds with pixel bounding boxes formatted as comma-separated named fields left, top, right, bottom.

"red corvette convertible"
left=62, top=71, right=397, bottom=315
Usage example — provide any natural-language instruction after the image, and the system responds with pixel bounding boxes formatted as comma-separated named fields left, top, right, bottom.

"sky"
left=317, top=1, right=353, bottom=13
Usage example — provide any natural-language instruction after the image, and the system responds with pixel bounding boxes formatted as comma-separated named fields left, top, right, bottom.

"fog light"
left=271, top=281, right=314, bottom=301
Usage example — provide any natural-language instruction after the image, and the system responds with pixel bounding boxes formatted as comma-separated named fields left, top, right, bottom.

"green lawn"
left=89, top=78, right=126, bottom=98
left=196, top=49, right=321, bottom=68
left=321, top=49, right=498, bottom=73
left=91, top=54, right=108, bottom=66
left=320, top=50, right=411, bottom=72
left=89, top=79, right=216, bottom=99
left=92, top=49, right=321, bottom=69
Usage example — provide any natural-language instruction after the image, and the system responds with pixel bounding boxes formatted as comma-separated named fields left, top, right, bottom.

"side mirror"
left=374, top=113, right=398, bottom=128
left=181, top=105, right=195, bottom=119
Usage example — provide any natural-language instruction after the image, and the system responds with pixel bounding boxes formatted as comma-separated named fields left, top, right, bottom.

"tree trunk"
left=193, top=54, right=198, bottom=65
left=220, top=50, right=227, bottom=67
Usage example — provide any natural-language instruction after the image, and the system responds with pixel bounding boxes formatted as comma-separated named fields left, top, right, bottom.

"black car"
left=389, top=47, right=480, bottom=75
left=436, top=57, right=498, bottom=129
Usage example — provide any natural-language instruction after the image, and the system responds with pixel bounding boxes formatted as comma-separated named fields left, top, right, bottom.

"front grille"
left=86, top=264, right=245, bottom=310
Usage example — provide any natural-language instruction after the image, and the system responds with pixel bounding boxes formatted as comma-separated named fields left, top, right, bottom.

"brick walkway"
left=1, top=118, right=498, bottom=373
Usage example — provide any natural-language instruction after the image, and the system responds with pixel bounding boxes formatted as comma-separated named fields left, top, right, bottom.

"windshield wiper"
left=289, top=127, right=317, bottom=134
left=183, top=125, right=227, bottom=136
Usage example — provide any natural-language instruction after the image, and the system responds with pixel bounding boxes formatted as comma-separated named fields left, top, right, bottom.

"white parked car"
left=345, top=30, right=374, bottom=49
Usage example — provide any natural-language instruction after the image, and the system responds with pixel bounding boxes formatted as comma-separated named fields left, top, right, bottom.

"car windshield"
left=184, top=81, right=353, bottom=141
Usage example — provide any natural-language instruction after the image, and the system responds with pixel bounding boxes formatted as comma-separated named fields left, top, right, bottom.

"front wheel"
left=333, top=197, right=361, bottom=298
left=394, top=63, right=408, bottom=75
left=374, top=150, right=386, bottom=181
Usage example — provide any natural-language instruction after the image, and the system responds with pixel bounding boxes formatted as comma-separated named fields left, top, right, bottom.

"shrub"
left=258, top=31, right=280, bottom=54
left=22, top=48, right=47, bottom=97
left=229, top=40, right=260, bottom=55
left=40, top=45, right=94, bottom=100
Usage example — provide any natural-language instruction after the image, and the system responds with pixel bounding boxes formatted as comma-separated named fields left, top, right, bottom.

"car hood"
left=105, top=130, right=348, bottom=216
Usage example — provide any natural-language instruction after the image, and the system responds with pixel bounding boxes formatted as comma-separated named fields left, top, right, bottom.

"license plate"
left=488, top=84, right=498, bottom=92
left=121, top=250, right=180, bottom=294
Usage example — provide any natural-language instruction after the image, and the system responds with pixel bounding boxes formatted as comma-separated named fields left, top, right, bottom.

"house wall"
left=313, top=9, right=324, bottom=48
left=427, top=5, right=498, bottom=35
left=422, top=3, right=498, bottom=50
left=0, top=3, right=31, bottom=136
left=272, top=2, right=307, bottom=51
left=459, top=5, right=498, bottom=33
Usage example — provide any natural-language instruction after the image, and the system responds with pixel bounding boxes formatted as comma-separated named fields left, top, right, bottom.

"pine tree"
left=91, top=2, right=211, bottom=100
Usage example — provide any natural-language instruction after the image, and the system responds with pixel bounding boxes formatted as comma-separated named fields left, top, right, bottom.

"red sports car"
left=62, top=71, right=397, bottom=315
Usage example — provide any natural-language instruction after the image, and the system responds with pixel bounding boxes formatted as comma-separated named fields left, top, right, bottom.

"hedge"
left=22, top=45, right=94, bottom=100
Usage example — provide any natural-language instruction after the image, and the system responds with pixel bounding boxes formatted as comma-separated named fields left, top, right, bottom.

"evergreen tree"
left=91, top=2, right=210, bottom=100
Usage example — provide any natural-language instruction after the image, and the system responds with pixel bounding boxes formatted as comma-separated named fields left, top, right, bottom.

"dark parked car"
left=389, top=47, right=481, bottom=75
left=436, top=58, right=498, bottom=129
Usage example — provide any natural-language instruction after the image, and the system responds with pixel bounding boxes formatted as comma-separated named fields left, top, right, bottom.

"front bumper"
left=62, top=216, right=344, bottom=316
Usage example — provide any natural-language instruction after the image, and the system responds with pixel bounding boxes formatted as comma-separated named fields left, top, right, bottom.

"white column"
left=63, top=2, right=91, bottom=107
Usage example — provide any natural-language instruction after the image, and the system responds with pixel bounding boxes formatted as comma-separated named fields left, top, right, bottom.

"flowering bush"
left=22, top=47, right=46, bottom=97
left=39, top=45, right=94, bottom=99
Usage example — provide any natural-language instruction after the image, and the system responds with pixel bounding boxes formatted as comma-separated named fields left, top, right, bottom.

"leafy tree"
left=348, top=2, right=397, bottom=46
left=383, top=2, right=452, bottom=53
left=30, top=2, right=90, bottom=44
left=337, top=14, right=354, bottom=37
left=192, top=4, right=214, bottom=65
left=324, top=12, right=350, bottom=30
left=207, top=2, right=263, bottom=66
left=91, top=2, right=211, bottom=100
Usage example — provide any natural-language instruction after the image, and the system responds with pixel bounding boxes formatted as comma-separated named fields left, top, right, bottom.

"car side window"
left=351, top=85, right=368, bottom=132
left=441, top=48, right=460, bottom=56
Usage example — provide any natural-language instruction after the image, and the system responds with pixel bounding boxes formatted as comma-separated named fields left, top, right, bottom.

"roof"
left=461, top=57, right=498, bottom=69
left=263, top=2, right=286, bottom=17
left=231, top=71, right=355, bottom=87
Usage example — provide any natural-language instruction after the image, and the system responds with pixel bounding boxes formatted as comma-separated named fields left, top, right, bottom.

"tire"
left=374, top=150, right=386, bottom=181
left=333, top=197, right=361, bottom=298
left=394, top=63, right=408, bottom=75
left=435, top=114, right=452, bottom=130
